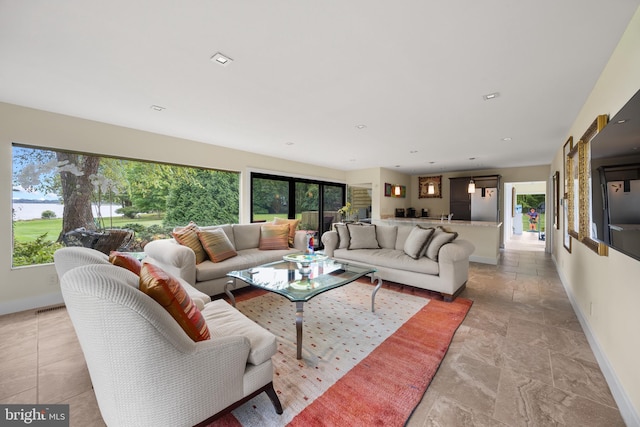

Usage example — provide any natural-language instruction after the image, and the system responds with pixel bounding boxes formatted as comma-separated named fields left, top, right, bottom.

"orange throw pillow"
left=197, top=229, right=237, bottom=263
left=139, top=263, right=211, bottom=342
left=259, top=224, right=290, bottom=250
left=273, top=217, right=300, bottom=247
left=109, top=251, right=142, bottom=275
left=172, top=222, right=207, bottom=264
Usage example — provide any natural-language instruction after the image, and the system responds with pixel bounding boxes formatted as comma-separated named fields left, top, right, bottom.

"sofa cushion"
left=201, top=299, right=276, bottom=366
left=108, top=251, right=142, bottom=275
left=334, top=248, right=439, bottom=275
left=347, top=224, right=380, bottom=250
left=198, top=229, right=238, bottom=263
left=375, top=225, right=398, bottom=249
left=196, top=248, right=295, bottom=282
left=425, top=226, right=458, bottom=261
left=403, top=226, right=435, bottom=259
left=418, top=226, right=436, bottom=257
left=335, top=223, right=351, bottom=249
left=232, top=223, right=263, bottom=251
left=172, top=222, right=208, bottom=264
left=139, top=263, right=211, bottom=342
left=259, top=224, right=290, bottom=250
left=273, top=217, right=300, bottom=247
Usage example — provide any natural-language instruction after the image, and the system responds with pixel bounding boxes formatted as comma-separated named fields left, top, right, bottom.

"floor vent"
left=35, top=304, right=66, bottom=315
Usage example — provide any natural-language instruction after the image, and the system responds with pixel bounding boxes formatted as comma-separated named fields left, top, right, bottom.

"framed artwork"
left=553, top=171, right=560, bottom=230
left=562, top=136, right=573, bottom=252
left=384, top=183, right=406, bottom=198
left=418, top=175, right=442, bottom=198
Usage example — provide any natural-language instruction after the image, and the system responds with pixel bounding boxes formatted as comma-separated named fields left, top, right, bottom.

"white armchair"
left=59, top=263, right=283, bottom=427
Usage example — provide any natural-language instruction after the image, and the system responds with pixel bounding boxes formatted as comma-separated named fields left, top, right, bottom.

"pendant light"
left=468, top=178, right=476, bottom=193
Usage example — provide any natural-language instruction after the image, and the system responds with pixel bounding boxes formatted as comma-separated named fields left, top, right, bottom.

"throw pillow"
left=425, top=226, right=458, bottom=261
left=403, top=226, right=435, bottom=259
left=108, top=251, right=142, bottom=275
left=258, top=224, right=290, bottom=250
left=418, top=226, right=436, bottom=257
left=139, top=263, right=211, bottom=342
left=273, top=217, right=301, bottom=247
left=347, top=224, right=380, bottom=250
left=172, top=222, right=207, bottom=264
left=335, top=223, right=351, bottom=249
left=197, top=229, right=238, bottom=263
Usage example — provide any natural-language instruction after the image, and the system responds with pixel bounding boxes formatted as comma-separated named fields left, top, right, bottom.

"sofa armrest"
left=293, top=230, right=308, bottom=252
left=321, top=231, right=338, bottom=257
left=438, top=239, right=475, bottom=263
left=143, top=239, right=197, bottom=285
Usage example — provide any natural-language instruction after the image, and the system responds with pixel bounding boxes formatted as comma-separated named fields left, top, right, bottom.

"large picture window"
left=12, top=144, right=239, bottom=267
left=250, top=173, right=345, bottom=248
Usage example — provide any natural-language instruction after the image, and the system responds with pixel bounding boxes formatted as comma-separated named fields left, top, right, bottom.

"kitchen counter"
left=375, top=218, right=503, bottom=265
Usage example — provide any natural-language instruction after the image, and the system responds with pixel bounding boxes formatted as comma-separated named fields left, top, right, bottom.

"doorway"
left=503, top=181, right=547, bottom=252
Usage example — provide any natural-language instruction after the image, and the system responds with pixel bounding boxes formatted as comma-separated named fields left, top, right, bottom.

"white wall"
left=0, top=103, right=346, bottom=314
left=551, top=6, right=640, bottom=425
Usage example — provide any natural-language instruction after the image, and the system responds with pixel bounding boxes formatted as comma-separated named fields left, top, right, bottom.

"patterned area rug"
left=208, top=280, right=472, bottom=427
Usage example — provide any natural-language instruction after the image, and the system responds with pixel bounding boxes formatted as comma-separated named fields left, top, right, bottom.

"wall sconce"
left=427, top=182, right=435, bottom=195
left=468, top=178, right=476, bottom=193
left=394, top=185, right=401, bottom=196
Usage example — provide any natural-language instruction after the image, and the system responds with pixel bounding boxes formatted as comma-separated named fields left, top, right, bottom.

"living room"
left=2, top=2, right=640, bottom=426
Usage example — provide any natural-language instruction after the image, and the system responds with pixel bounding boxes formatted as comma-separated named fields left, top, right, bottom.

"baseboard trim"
left=0, top=292, right=64, bottom=316
left=469, top=255, right=498, bottom=265
left=554, top=258, right=640, bottom=427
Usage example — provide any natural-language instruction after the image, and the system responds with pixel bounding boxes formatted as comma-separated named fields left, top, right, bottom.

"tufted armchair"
left=57, top=260, right=282, bottom=426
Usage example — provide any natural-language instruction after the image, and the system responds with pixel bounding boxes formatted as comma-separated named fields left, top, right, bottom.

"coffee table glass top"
left=227, top=258, right=375, bottom=302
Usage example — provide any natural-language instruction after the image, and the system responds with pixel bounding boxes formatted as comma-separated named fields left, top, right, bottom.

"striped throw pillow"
left=172, top=222, right=207, bottom=264
left=197, top=229, right=237, bottom=263
left=258, top=224, right=290, bottom=250
left=139, top=263, right=211, bottom=342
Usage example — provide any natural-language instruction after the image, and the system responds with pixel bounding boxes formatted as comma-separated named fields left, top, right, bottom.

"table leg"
left=224, top=279, right=237, bottom=307
left=371, top=275, right=383, bottom=312
left=296, top=301, right=304, bottom=359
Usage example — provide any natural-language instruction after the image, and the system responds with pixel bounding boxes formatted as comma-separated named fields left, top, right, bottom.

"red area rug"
left=209, top=281, right=472, bottom=427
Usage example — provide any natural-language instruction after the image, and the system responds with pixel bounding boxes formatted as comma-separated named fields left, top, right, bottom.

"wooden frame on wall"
left=553, top=171, right=560, bottom=230
left=418, top=175, right=442, bottom=198
left=578, top=115, right=609, bottom=256
left=563, top=136, right=573, bottom=252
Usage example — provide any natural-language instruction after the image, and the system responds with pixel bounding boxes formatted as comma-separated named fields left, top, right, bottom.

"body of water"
left=12, top=202, right=122, bottom=221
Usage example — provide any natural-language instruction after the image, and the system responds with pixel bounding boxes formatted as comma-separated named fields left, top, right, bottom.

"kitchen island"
left=375, top=218, right=503, bottom=265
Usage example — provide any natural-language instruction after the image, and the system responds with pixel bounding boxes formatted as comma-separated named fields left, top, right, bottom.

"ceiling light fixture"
left=502, top=137, right=512, bottom=141
left=482, top=92, right=500, bottom=100
left=211, top=52, right=233, bottom=66
left=355, top=124, right=367, bottom=129
left=150, top=105, right=165, bottom=111
left=468, top=178, right=476, bottom=194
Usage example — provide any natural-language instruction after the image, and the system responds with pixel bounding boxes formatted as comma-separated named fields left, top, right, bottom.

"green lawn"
left=13, top=214, right=164, bottom=242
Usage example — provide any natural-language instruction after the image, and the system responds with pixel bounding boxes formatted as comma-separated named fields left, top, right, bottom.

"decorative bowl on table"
left=283, top=254, right=329, bottom=288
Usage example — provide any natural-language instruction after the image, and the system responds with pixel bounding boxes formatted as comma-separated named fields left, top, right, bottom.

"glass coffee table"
left=225, top=255, right=382, bottom=359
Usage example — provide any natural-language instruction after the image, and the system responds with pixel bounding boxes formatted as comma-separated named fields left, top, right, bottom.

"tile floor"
left=0, top=233, right=626, bottom=426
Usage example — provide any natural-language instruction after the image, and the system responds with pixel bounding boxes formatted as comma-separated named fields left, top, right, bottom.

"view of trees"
left=12, top=144, right=240, bottom=266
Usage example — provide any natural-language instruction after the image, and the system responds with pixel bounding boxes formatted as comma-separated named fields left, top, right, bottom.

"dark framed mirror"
left=590, top=89, right=640, bottom=261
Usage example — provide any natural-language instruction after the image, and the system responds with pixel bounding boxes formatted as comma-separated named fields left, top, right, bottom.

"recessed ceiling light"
left=211, top=52, right=233, bottom=66
left=409, top=150, right=418, bottom=154
left=355, top=124, right=367, bottom=129
left=429, top=161, right=435, bottom=164
left=394, top=165, right=401, bottom=168
left=150, top=105, right=165, bottom=111
left=469, top=157, right=476, bottom=160
left=482, top=92, right=500, bottom=100
left=615, top=119, right=628, bottom=124
left=502, top=137, right=512, bottom=141
left=285, top=142, right=294, bottom=146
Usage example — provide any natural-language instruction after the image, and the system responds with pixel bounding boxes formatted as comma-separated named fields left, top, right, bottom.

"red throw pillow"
left=139, top=263, right=211, bottom=342
left=109, top=251, right=142, bottom=276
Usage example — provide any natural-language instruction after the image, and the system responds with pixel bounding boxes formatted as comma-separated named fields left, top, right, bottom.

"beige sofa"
left=321, top=223, right=475, bottom=301
left=144, top=222, right=307, bottom=296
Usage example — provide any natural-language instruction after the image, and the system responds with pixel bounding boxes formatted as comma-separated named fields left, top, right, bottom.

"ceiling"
left=1, top=1, right=638, bottom=175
